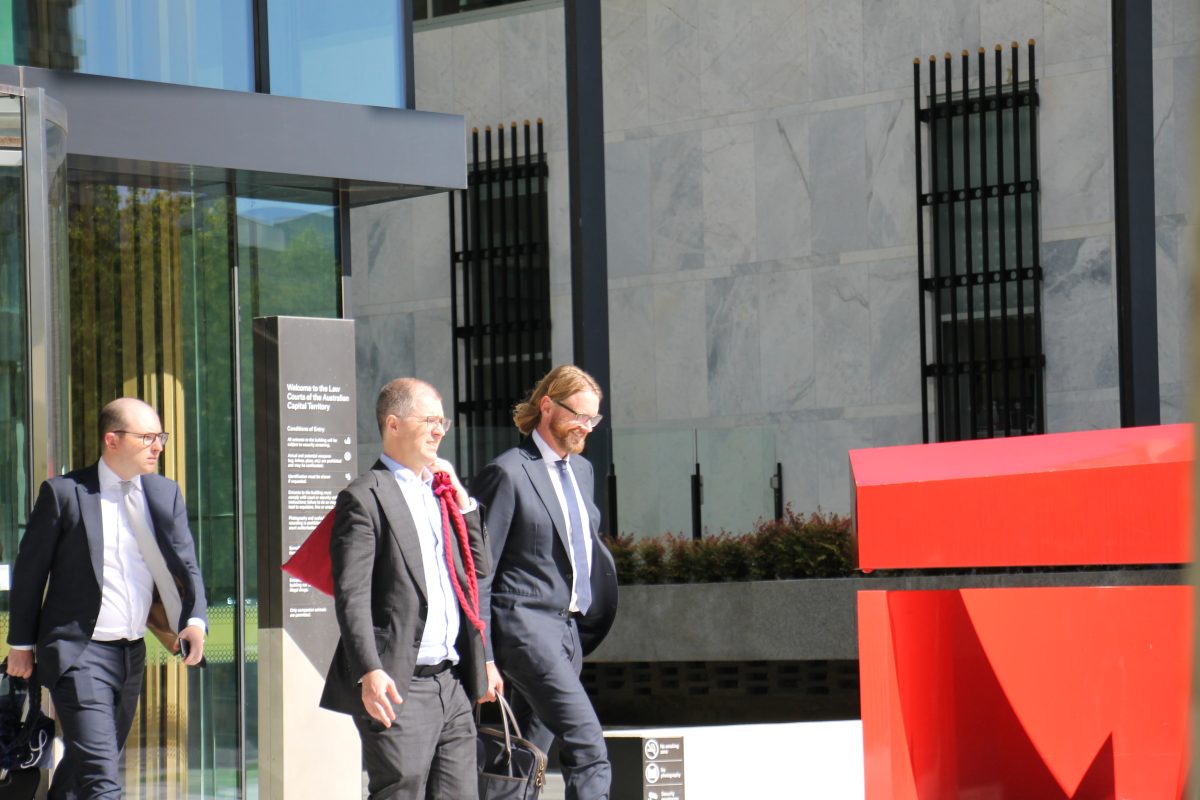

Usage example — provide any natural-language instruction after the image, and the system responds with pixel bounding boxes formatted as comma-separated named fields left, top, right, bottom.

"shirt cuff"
left=186, top=618, right=207, bottom=634
left=461, top=497, right=478, bottom=513
left=8, top=644, right=33, bottom=651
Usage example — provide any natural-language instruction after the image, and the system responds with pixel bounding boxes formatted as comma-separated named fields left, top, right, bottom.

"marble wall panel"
left=810, top=108, right=867, bottom=255
left=697, top=0, right=758, bottom=117
left=1152, top=0, right=1173, bottom=47
left=452, top=18, right=502, bottom=131
left=1174, top=0, right=1200, bottom=44
left=865, top=99, right=916, bottom=250
left=354, top=199, right=413, bottom=311
left=920, top=0, right=980, bottom=60
left=354, top=312, right=416, bottom=447
left=871, top=412, right=924, bottom=448
left=776, top=422, right=821, bottom=515
left=702, top=124, right=757, bottom=268
left=869, top=259, right=921, bottom=405
left=410, top=194, right=452, bottom=302
left=654, top=279, right=709, bottom=419
left=1043, top=0, right=1109, bottom=64
left=412, top=305, right=454, bottom=404
left=609, top=286, right=658, bottom=423
left=707, top=274, right=764, bottom=417
left=1154, top=54, right=1180, bottom=216
left=499, top=12, right=550, bottom=128
left=750, top=0, right=809, bottom=109
left=758, top=268, right=815, bottom=411
left=542, top=5, right=568, bottom=154
left=647, top=0, right=703, bottom=125
left=979, top=0, right=1043, bottom=51
left=606, top=138, right=653, bottom=278
left=808, top=0, right=864, bottom=101
left=863, top=0, right=920, bottom=94
left=1044, top=389, right=1120, bottom=432
left=813, top=265, right=872, bottom=408
left=1038, top=68, right=1113, bottom=231
left=696, top=426, right=777, bottom=533
left=1156, top=220, right=1184, bottom=386
left=1041, top=236, right=1118, bottom=393
left=610, top=425, right=696, bottom=537
left=414, top=26, right=454, bottom=113
left=754, top=114, right=811, bottom=262
left=650, top=132, right=706, bottom=272
left=602, top=0, right=650, bottom=131
left=1175, top=56, right=1197, bottom=216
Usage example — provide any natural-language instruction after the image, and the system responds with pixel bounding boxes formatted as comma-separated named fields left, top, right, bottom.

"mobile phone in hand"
left=178, top=636, right=190, bottom=660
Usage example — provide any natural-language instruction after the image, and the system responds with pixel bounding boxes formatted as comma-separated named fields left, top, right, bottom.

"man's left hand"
left=481, top=661, right=504, bottom=703
left=431, top=458, right=470, bottom=510
left=177, top=625, right=205, bottom=666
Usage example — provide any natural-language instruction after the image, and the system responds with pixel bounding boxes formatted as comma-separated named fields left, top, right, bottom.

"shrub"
left=608, top=507, right=854, bottom=585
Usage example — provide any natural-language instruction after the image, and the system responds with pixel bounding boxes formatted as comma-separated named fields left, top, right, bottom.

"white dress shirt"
left=531, top=430, right=593, bottom=614
left=93, top=459, right=158, bottom=641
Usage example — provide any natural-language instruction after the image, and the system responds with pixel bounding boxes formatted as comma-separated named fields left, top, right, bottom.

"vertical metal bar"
left=1011, top=42, right=1027, bottom=435
left=470, top=129, right=484, bottom=468
left=928, top=55, right=947, bottom=442
left=251, top=0, right=271, bottom=93
left=522, top=120, right=534, bottom=395
left=496, top=123, right=509, bottom=423
left=607, top=445, right=618, bottom=540
left=914, top=58, right=930, bottom=443
left=485, top=126, right=501, bottom=431
left=537, top=119, right=550, bottom=368
left=449, top=187, right=461, bottom=468
left=336, top=187, right=352, bottom=319
left=399, top=0, right=415, bottom=109
left=772, top=462, right=784, bottom=521
left=1028, top=39, right=1045, bottom=434
left=691, top=468, right=703, bottom=540
left=994, top=44, right=1011, bottom=436
left=507, top=122, right=520, bottom=411
left=961, top=50, right=977, bottom=438
left=943, top=53, right=961, bottom=440
left=978, top=47, right=995, bottom=438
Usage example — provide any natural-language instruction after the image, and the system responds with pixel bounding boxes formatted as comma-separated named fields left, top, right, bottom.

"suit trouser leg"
left=506, top=619, right=610, bottom=800
left=49, top=639, right=146, bottom=800
left=353, top=671, right=478, bottom=800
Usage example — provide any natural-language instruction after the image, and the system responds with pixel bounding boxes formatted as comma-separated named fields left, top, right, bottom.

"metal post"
left=1112, top=0, right=1160, bottom=426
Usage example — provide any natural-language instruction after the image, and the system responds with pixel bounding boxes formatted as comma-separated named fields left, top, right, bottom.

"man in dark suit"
left=320, top=378, right=498, bottom=800
left=474, top=365, right=616, bottom=800
left=6, top=397, right=207, bottom=799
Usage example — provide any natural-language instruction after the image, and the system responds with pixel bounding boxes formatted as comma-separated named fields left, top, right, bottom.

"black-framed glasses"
left=409, top=416, right=452, bottom=432
left=114, top=430, right=170, bottom=447
left=552, top=398, right=602, bottom=429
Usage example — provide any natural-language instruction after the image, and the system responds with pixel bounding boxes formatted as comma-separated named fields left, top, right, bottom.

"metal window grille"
left=413, top=0, right=527, bottom=21
left=450, top=120, right=551, bottom=477
left=915, top=42, right=1045, bottom=442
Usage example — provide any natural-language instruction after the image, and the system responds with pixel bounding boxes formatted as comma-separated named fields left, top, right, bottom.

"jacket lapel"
left=77, top=466, right=104, bottom=588
left=371, top=465, right=429, bottom=600
left=520, top=441, right=572, bottom=555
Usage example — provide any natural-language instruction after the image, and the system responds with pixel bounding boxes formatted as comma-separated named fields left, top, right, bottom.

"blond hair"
left=513, top=365, right=602, bottom=436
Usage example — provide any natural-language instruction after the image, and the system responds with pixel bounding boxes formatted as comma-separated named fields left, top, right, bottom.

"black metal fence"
left=915, top=42, right=1045, bottom=442
left=449, top=120, right=551, bottom=476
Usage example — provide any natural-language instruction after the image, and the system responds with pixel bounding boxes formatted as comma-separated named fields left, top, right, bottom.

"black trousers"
left=48, top=639, right=146, bottom=800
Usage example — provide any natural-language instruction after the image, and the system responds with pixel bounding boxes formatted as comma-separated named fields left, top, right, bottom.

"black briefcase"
left=476, top=694, right=547, bottom=800
left=0, top=660, right=54, bottom=800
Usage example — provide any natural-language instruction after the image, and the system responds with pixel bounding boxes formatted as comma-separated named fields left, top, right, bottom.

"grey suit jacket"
left=7, top=464, right=208, bottom=686
left=474, top=439, right=616, bottom=665
left=320, top=462, right=491, bottom=716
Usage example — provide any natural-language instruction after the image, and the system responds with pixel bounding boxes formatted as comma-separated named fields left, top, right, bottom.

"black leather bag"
left=0, top=660, right=54, bottom=800
left=477, top=694, right=547, bottom=800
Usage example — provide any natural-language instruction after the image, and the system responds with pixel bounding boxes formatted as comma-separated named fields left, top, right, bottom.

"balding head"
left=100, top=397, right=158, bottom=440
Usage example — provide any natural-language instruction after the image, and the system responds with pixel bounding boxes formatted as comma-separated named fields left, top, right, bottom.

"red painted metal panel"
left=849, top=424, right=1192, bottom=569
left=859, top=587, right=1192, bottom=800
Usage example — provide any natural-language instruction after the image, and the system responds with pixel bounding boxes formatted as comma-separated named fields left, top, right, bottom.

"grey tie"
left=122, top=481, right=182, bottom=634
left=555, top=460, right=591, bottom=615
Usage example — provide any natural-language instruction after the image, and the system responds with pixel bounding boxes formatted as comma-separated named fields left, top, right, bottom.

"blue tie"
left=556, top=459, right=592, bottom=615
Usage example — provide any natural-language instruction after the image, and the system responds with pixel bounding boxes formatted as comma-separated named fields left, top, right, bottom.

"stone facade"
left=351, top=0, right=1198, bottom=535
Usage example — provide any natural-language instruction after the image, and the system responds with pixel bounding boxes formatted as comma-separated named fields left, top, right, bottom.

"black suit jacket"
left=320, top=462, right=491, bottom=716
left=473, top=439, right=618, bottom=666
left=7, top=464, right=208, bottom=686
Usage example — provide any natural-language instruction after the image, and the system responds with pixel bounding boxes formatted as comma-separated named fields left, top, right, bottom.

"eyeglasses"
left=114, top=430, right=170, bottom=447
left=553, top=398, right=603, bottom=429
left=409, top=416, right=452, bottom=432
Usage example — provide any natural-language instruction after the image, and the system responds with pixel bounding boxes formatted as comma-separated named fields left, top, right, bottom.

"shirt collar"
left=98, top=457, right=143, bottom=493
left=379, top=453, right=433, bottom=486
left=532, top=429, right=568, bottom=465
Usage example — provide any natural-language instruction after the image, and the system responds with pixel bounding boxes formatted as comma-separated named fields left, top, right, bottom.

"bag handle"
left=477, top=693, right=524, bottom=777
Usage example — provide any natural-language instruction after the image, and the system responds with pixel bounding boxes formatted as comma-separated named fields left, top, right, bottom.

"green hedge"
left=609, top=508, right=854, bottom=585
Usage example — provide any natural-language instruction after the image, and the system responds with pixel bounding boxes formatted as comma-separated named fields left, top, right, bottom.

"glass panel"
left=235, top=189, right=338, bottom=795
left=0, top=94, right=25, bottom=647
left=268, top=0, right=406, bottom=107
left=15, top=0, right=253, bottom=90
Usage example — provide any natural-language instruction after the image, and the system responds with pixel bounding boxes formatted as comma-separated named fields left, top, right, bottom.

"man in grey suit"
left=320, top=378, right=499, bottom=800
left=474, top=365, right=615, bottom=800
left=6, top=397, right=207, bottom=799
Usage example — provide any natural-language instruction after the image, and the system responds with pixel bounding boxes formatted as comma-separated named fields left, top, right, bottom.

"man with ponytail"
left=474, top=365, right=614, bottom=800
left=320, top=378, right=498, bottom=800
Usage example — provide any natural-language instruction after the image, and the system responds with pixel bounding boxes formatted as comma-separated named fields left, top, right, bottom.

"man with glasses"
left=474, top=365, right=616, bottom=800
left=320, top=378, right=496, bottom=799
left=6, top=397, right=207, bottom=799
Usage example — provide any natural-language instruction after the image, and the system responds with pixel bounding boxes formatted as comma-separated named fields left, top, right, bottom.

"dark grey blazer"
left=7, top=464, right=208, bottom=686
left=474, top=439, right=618, bottom=665
left=320, top=462, right=491, bottom=716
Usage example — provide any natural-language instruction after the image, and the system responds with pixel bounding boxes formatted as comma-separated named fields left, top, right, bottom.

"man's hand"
left=361, top=669, right=403, bottom=727
left=431, top=457, right=470, bottom=510
left=5, top=649, right=33, bottom=679
left=177, top=625, right=206, bottom=666
left=480, top=661, right=504, bottom=703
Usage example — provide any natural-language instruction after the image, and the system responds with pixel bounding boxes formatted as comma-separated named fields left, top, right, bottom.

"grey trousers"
left=353, top=669, right=478, bottom=800
left=48, top=638, right=146, bottom=800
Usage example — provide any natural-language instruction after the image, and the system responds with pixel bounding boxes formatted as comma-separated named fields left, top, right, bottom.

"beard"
left=548, top=415, right=590, bottom=455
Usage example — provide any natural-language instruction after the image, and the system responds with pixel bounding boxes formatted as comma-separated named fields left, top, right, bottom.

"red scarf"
left=432, top=472, right=485, bottom=635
